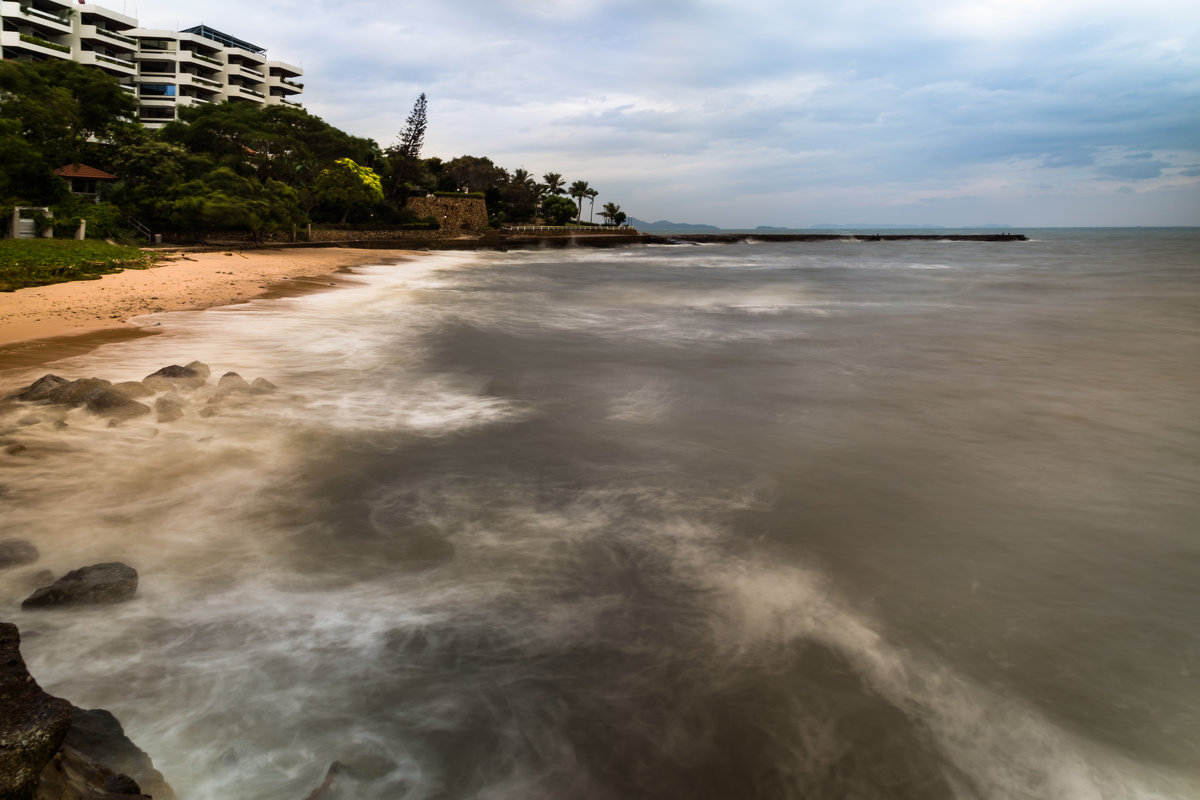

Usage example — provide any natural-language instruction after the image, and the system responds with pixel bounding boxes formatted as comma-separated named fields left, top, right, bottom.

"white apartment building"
left=0, top=0, right=302, bottom=128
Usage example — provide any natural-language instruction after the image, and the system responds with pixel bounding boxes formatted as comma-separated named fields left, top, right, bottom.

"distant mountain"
left=628, top=217, right=721, bottom=233
left=754, top=225, right=792, bottom=231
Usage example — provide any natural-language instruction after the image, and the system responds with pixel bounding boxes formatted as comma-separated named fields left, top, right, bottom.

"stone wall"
left=406, top=196, right=488, bottom=232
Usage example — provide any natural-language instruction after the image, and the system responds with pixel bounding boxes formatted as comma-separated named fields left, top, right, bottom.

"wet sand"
left=0, top=247, right=421, bottom=372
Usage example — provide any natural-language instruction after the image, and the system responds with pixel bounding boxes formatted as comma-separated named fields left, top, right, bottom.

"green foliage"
left=160, top=103, right=380, bottom=202
left=541, top=195, right=577, bottom=225
left=162, top=167, right=303, bottom=234
left=99, top=126, right=201, bottom=222
left=0, top=239, right=156, bottom=291
left=19, top=34, right=70, bottom=53
left=392, top=93, right=427, bottom=160
left=568, top=179, right=591, bottom=222
left=313, top=158, right=384, bottom=223
left=0, top=59, right=136, bottom=168
left=433, top=191, right=484, bottom=199
left=49, top=198, right=131, bottom=240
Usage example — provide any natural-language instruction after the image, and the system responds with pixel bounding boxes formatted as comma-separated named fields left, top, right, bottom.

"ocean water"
left=1, top=229, right=1197, bottom=799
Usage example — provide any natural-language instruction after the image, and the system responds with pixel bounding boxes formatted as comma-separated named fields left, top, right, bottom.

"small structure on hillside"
left=53, top=164, right=118, bottom=202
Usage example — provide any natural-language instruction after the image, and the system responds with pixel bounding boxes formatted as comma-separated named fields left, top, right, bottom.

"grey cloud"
left=1098, top=161, right=1168, bottom=180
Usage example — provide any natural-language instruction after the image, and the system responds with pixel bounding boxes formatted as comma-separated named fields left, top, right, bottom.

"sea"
left=1, top=228, right=1197, bottom=800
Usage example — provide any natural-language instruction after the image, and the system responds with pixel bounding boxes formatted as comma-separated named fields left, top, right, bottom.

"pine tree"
left=396, top=93, right=427, bottom=159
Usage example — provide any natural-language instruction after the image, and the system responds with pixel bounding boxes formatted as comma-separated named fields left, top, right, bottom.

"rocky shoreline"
left=1, top=622, right=176, bottom=800
left=0, top=361, right=280, bottom=799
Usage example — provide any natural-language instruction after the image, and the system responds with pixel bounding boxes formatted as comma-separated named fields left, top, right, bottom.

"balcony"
left=188, top=74, right=222, bottom=89
left=95, top=27, right=137, bottom=46
left=78, top=50, right=137, bottom=73
left=238, top=86, right=264, bottom=98
left=78, top=24, right=138, bottom=47
left=7, top=2, right=72, bottom=31
left=187, top=50, right=223, bottom=66
left=11, top=31, right=70, bottom=55
left=276, top=76, right=303, bottom=90
left=237, top=65, right=264, bottom=79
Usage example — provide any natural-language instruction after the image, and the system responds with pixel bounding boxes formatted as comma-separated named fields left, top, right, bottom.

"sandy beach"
left=0, top=246, right=421, bottom=371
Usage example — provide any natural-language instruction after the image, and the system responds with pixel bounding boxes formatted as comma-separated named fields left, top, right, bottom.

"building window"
left=139, top=83, right=176, bottom=97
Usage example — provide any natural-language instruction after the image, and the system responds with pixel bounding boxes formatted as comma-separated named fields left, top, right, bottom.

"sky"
left=115, top=0, right=1199, bottom=227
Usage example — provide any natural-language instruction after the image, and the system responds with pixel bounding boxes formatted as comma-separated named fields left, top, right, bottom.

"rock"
left=43, top=379, right=113, bottom=408
left=84, top=390, right=151, bottom=421
left=0, top=538, right=39, bottom=569
left=249, top=378, right=278, bottom=395
left=64, top=708, right=176, bottom=800
left=154, top=394, right=185, bottom=423
left=184, top=361, right=211, bottom=379
left=143, top=366, right=205, bottom=392
left=13, top=375, right=70, bottom=402
left=0, top=623, right=74, bottom=800
left=5, top=442, right=27, bottom=456
left=214, top=372, right=251, bottom=398
left=109, top=382, right=153, bottom=400
left=22, top=563, right=138, bottom=610
left=35, top=745, right=148, bottom=799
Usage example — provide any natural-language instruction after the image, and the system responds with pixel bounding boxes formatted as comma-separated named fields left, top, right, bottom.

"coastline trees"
left=568, top=180, right=590, bottom=222
left=541, top=195, right=577, bottom=225
left=313, top=158, right=385, bottom=223
left=384, top=93, right=430, bottom=204
left=541, top=172, right=565, bottom=197
left=600, top=202, right=626, bottom=227
left=1, top=59, right=633, bottom=240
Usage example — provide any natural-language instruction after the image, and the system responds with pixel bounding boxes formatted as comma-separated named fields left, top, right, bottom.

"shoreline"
left=0, top=246, right=423, bottom=374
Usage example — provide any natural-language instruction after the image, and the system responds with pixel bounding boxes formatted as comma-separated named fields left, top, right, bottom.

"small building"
left=53, top=163, right=118, bottom=200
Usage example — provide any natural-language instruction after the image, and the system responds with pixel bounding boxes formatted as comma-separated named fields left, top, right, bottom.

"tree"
left=162, top=167, right=302, bottom=236
left=568, top=180, right=590, bottom=222
left=600, top=202, right=622, bottom=225
left=394, top=93, right=427, bottom=160
left=541, top=195, right=577, bottom=225
left=501, top=168, right=540, bottom=221
left=0, top=59, right=136, bottom=203
left=541, top=172, right=565, bottom=197
left=312, top=157, right=384, bottom=222
left=585, top=187, right=599, bottom=223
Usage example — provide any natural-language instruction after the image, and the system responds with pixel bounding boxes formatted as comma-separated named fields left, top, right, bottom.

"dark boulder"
left=109, top=382, right=153, bottom=400
left=0, top=623, right=74, bottom=800
left=143, top=366, right=205, bottom=392
left=43, top=379, right=112, bottom=408
left=184, top=361, right=211, bottom=379
left=22, top=563, right=138, bottom=610
left=0, top=538, right=39, bottom=569
left=34, top=745, right=148, bottom=799
left=249, top=378, right=278, bottom=395
left=214, top=372, right=251, bottom=399
left=84, top=390, right=151, bottom=421
left=154, top=394, right=185, bottom=423
left=13, top=375, right=70, bottom=402
left=0, top=626, right=174, bottom=800
left=64, top=708, right=176, bottom=800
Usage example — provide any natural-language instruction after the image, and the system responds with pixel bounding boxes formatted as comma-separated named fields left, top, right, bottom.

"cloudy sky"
left=122, top=0, right=1198, bottom=227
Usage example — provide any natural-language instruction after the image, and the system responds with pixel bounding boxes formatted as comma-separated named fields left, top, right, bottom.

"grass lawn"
left=0, top=239, right=158, bottom=292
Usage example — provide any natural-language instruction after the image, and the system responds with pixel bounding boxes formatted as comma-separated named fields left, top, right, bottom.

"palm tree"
left=586, top=187, right=599, bottom=224
left=541, top=172, right=565, bottom=196
left=568, top=180, right=590, bottom=222
left=601, top=202, right=621, bottom=226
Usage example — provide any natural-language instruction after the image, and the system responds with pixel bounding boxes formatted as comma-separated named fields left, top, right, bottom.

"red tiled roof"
left=53, top=164, right=118, bottom=180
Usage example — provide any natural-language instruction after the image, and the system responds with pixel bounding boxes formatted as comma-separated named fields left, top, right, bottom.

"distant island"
left=627, top=218, right=721, bottom=233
